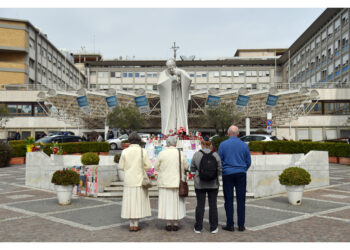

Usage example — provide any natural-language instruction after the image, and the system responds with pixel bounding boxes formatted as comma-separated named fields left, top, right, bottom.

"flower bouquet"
left=50, top=142, right=63, bottom=155
left=147, top=168, right=157, bottom=180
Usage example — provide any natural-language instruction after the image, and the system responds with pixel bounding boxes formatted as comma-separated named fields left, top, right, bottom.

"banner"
left=105, top=96, right=118, bottom=110
left=134, top=95, right=150, bottom=113
left=76, top=96, right=90, bottom=114
left=266, top=94, right=279, bottom=106
left=205, top=95, right=221, bottom=107
left=236, top=95, right=250, bottom=106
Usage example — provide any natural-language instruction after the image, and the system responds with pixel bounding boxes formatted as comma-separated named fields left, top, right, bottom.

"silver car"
left=240, top=134, right=279, bottom=144
left=107, top=133, right=150, bottom=150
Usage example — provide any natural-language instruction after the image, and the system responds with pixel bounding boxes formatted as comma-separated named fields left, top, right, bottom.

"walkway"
left=0, top=163, right=350, bottom=242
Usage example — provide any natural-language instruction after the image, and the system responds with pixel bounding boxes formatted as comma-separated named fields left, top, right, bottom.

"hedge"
left=0, top=142, right=13, bottom=167
left=10, top=142, right=110, bottom=157
left=249, top=141, right=350, bottom=157
left=211, top=136, right=229, bottom=151
left=8, top=140, right=25, bottom=145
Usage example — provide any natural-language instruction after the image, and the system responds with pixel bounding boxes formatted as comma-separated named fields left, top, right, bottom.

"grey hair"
left=166, top=136, right=178, bottom=146
left=228, top=126, right=239, bottom=136
left=128, top=132, right=141, bottom=144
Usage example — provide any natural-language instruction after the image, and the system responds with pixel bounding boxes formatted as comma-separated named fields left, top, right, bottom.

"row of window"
left=92, top=70, right=271, bottom=79
left=288, top=9, right=349, bottom=73
left=307, top=100, right=350, bottom=115
left=28, top=38, right=83, bottom=85
left=29, top=59, right=82, bottom=86
left=5, top=103, right=48, bottom=117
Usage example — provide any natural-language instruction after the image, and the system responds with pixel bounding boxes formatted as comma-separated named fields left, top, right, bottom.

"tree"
left=0, top=104, right=8, bottom=128
left=200, top=102, right=241, bottom=136
left=107, top=105, right=146, bottom=135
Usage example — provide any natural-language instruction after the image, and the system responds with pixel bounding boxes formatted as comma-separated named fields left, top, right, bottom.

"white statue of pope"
left=157, top=59, right=191, bottom=135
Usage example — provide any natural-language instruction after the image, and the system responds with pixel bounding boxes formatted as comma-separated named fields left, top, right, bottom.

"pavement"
left=1, top=163, right=350, bottom=242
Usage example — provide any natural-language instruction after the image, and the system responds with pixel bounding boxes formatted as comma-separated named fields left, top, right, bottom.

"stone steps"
left=98, top=180, right=253, bottom=198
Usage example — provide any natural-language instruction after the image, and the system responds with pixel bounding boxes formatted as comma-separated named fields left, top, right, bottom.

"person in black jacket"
left=191, top=140, right=222, bottom=234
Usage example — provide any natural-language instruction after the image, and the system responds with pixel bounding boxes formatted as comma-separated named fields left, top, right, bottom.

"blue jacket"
left=218, top=136, right=251, bottom=175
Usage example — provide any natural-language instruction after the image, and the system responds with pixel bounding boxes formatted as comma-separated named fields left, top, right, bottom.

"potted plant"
left=114, top=153, right=124, bottom=181
left=51, top=169, right=80, bottom=205
left=279, top=166, right=311, bottom=205
left=25, top=136, right=35, bottom=152
left=81, top=152, right=100, bottom=166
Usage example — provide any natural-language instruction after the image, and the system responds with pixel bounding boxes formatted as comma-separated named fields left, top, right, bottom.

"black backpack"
left=199, top=150, right=218, bottom=181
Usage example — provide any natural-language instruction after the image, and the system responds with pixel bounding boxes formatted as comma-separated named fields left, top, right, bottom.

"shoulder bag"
left=141, top=148, right=152, bottom=189
left=178, top=149, right=189, bottom=197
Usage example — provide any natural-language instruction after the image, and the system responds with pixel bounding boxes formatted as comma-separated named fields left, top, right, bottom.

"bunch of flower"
left=32, top=142, right=44, bottom=152
left=50, top=142, right=64, bottom=155
left=147, top=168, right=158, bottom=180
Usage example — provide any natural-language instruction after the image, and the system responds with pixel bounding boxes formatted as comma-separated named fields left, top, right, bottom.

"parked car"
left=48, top=131, right=75, bottom=136
left=240, top=134, right=279, bottom=144
left=107, top=133, right=151, bottom=150
left=36, top=135, right=82, bottom=143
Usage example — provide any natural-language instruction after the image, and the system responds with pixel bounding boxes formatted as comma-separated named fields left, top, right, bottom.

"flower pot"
left=250, top=151, right=263, bottom=155
left=55, top=185, right=74, bottom=205
left=121, top=143, right=130, bottom=150
left=285, top=185, right=305, bottom=205
left=329, top=156, right=339, bottom=164
left=26, top=145, right=33, bottom=152
left=339, top=157, right=350, bottom=165
left=9, top=157, right=25, bottom=165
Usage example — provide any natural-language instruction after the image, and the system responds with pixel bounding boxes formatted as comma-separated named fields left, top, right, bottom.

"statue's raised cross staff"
left=170, top=42, right=180, bottom=60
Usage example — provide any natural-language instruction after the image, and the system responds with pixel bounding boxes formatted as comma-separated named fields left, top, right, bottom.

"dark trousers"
left=222, top=172, right=247, bottom=228
left=194, top=188, right=219, bottom=231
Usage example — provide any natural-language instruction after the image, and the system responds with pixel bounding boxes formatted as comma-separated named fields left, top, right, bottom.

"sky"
left=0, top=8, right=326, bottom=60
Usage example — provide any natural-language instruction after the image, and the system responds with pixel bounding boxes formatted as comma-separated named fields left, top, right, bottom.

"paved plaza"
left=0, top=163, right=350, bottom=242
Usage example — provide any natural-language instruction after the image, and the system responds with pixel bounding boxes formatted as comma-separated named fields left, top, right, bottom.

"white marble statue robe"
left=157, top=68, right=191, bottom=135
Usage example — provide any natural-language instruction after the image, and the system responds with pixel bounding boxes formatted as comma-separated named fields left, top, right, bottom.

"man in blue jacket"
left=218, top=125, right=251, bottom=232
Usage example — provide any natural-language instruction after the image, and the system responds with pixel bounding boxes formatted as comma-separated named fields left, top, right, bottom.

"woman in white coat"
left=154, top=136, right=189, bottom=231
left=119, top=132, right=152, bottom=232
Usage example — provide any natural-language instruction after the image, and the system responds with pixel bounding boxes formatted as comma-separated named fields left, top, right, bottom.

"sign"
left=266, top=119, right=272, bottom=126
left=134, top=95, right=150, bottom=113
left=266, top=94, right=279, bottom=106
left=236, top=95, right=250, bottom=106
left=267, top=126, right=272, bottom=133
left=105, top=96, right=118, bottom=109
left=205, top=95, right=221, bottom=107
left=76, top=96, right=90, bottom=114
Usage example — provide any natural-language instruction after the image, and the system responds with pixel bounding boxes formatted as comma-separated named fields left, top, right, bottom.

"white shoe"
left=194, top=228, right=201, bottom=234
left=210, top=228, right=219, bottom=234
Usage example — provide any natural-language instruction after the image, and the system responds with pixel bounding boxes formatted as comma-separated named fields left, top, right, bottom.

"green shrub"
left=114, top=154, right=121, bottom=163
left=0, top=142, right=13, bottom=167
left=8, top=140, right=25, bottom=145
left=249, top=141, right=265, bottom=152
left=51, top=169, right=80, bottom=186
left=81, top=152, right=100, bottom=165
left=264, top=141, right=282, bottom=152
left=35, top=142, right=110, bottom=156
left=10, top=144, right=26, bottom=157
left=211, top=136, right=229, bottom=151
left=279, top=167, right=311, bottom=186
left=24, top=136, right=35, bottom=145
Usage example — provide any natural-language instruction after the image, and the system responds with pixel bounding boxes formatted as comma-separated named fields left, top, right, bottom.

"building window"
left=110, top=72, right=115, bottom=77
left=342, top=11, right=349, bottom=25
left=327, top=25, right=333, bottom=38
left=128, top=72, right=133, bottom=78
left=209, top=71, right=220, bottom=78
left=48, top=53, right=52, bottom=62
left=147, top=72, right=157, bottom=78
left=90, top=71, right=96, bottom=77
left=140, top=72, right=145, bottom=78
left=7, top=104, right=32, bottom=116
left=335, top=18, right=341, bottom=32
left=58, top=62, right=61, bottom=70
left=98, top=72, right=109, bottom=78
left=42, top=67, right=46, bottom=77
left=48, top=70, right=52, bottom=80
left=37, top=63, right=41, bottom=74
left=29, top=38, right=34, bottom=48
left=52, top=57, right=57, bottom=65
left=42, top=48, right=47, bottom=58
left=34, top=105, right=48, bottom=116
left=38, top=44, right=41, bottom=55
left=135, top=72, right=140, bottom=78
left=221, top=71, right=232, bottom=77
left=29, top=59, right=35, bottom=69
left=342, top=33, right=349, bottom=49
left=189, top=72, right=195, bottom=78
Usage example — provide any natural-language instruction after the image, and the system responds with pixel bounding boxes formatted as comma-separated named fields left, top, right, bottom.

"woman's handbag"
left=141, top=148, right=152, bottom=189
left=178, top=149, right=189, bottom=197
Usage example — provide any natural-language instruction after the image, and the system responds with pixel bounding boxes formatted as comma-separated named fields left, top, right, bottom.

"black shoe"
left=172, top=225, right=179, bottom=231
left=238, top=226, right=246, bottom=232
left=222, top=225, right=234, bottom=231
left=165, top=225, right=172, bottom=231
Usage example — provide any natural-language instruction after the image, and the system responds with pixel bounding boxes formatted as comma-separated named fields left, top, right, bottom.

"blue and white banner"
left=105, top=96, right=118, bottom=110
left=76, top=96, right=90, bottom=114
left=205, top=95, right=221, bottom=107
left=266, top=94, right=279, bottom=106
left=236, top=95, right=250, bottom=107
left=134, top=95, right=150, bottom=113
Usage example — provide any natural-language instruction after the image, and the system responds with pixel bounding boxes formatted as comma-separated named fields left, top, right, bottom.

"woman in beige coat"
left=154, top=136, right=189, bottom=231
left=119, top=132, right=152, bottom=232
